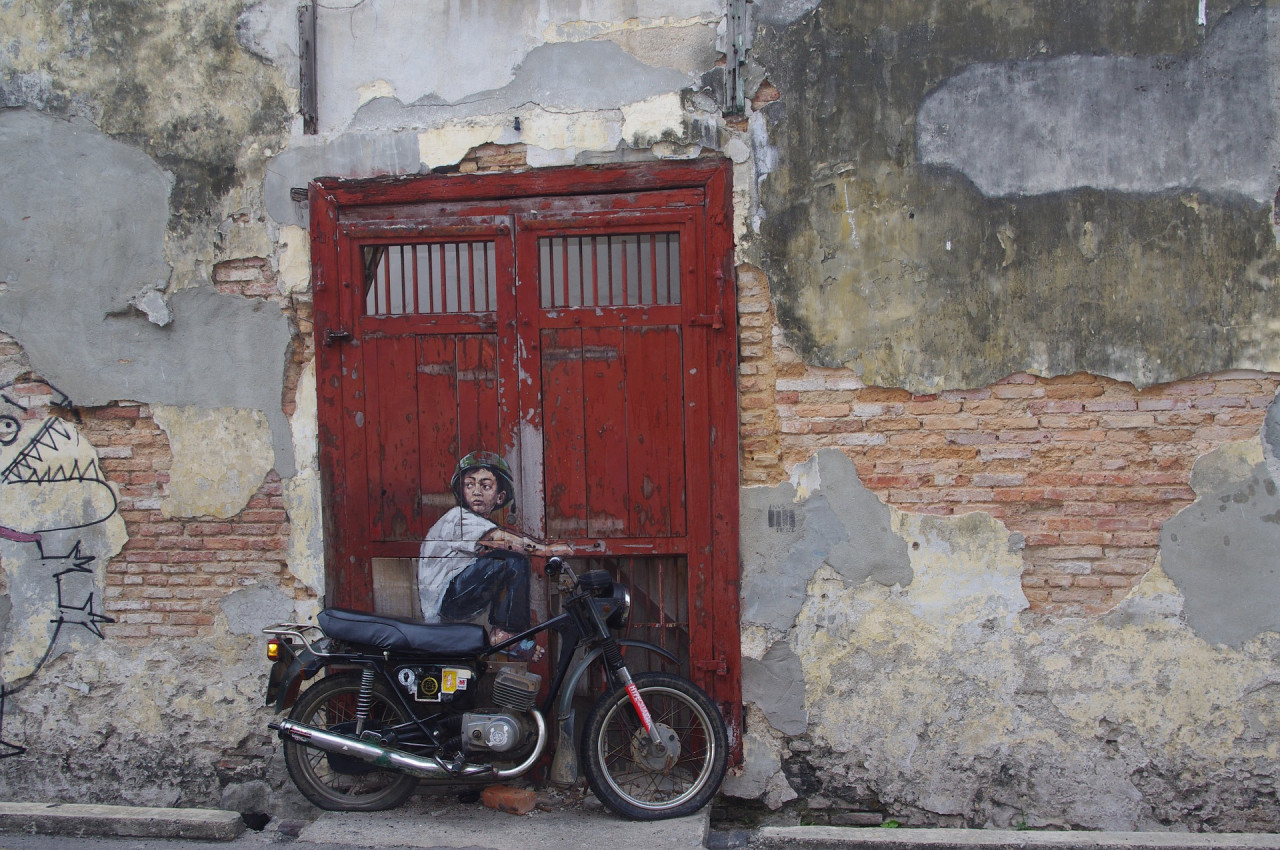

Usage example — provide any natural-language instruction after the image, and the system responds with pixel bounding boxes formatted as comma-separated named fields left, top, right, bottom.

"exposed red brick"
left=741, top=305, right=1280, bottom=618
left=76, top=403, right=312, bottom=641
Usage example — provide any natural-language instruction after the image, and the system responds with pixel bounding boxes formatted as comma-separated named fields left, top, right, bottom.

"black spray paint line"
left=0, top=539, right=116, bottom=759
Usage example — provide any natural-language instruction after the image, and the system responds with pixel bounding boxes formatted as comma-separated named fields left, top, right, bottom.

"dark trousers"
left=439, top=550, right=531, bottom=632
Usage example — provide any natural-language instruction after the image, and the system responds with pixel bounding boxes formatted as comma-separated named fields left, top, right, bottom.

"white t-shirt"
left=417, top=506, right=497, bottom=622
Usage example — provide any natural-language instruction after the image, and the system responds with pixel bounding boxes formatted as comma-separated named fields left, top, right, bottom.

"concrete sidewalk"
left=296, top=792, right=709, bottom=848
left=2, top=798, right=1280, bottom=850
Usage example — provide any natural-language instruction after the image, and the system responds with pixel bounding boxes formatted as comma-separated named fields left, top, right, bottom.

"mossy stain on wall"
left=752, top=1, right=1279, bottom=391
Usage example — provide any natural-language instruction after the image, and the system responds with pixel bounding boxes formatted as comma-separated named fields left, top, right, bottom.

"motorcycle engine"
left=461, top=713, right=524, bottom=752
left=463, top=667, right=542, bottom=754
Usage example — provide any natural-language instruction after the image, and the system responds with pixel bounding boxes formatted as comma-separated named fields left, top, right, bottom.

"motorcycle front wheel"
left=282, top=673, right=419, bottom=812
left=582, top=671, right=728, bottom=820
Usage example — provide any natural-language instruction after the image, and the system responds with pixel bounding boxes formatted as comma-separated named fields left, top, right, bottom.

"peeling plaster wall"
left=733, top=3, right=1280, bottom=820
left=734, top=448, right=1280, bottom=831
left=152, top=406, right=274, bottom=520
left=0, top=109, right=296, bottom=475
left=749, top=1, right=1280, bottom=392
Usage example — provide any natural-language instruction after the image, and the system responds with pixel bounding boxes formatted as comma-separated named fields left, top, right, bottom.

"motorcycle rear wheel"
left=282, top=674, right=419, bottom=812
left=582, top=671, right=728, bottom=820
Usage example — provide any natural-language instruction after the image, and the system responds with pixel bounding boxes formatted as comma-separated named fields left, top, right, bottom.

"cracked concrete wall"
left=252, top=0, right=727, bottom=228
left=152, top=406, right=275, bottom=520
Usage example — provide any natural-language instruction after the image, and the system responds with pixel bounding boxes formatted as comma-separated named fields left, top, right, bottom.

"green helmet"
left=450, top=450, right=516, bottom=511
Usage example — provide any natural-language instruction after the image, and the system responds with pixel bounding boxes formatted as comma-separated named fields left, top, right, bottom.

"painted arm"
left=477, top=527, right=575, bottom=558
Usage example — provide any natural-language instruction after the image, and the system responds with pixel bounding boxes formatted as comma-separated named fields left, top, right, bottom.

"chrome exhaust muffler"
left=270, top=710, right=546, bottom=781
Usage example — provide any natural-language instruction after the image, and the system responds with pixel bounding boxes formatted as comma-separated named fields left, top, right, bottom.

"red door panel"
left=622, top=325, right=686, bottom=539
left=544, top=325, right=688, bottom=541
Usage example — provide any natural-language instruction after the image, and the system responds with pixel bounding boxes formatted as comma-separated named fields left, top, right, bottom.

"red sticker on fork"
left=625, top=682, right=653, bottom=733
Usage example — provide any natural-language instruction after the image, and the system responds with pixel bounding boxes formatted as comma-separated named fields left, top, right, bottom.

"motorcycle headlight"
left=606, top=585, right=631, bottom=630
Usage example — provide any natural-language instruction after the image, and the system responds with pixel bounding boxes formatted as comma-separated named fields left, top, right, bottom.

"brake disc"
left=629, top=722, right=681, bottom=771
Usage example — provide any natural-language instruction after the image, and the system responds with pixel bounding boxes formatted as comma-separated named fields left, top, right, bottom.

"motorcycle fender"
left=266, top=646, right=323, bottom=713
left=548, top=639, right=679, bottom=787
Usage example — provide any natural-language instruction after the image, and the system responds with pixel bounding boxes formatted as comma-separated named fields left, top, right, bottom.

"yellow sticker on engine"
left=442, top=669, right=457, bottom=693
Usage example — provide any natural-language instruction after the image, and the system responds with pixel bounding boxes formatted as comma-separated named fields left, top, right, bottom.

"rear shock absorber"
left=354, top=666, right=376, bottom=736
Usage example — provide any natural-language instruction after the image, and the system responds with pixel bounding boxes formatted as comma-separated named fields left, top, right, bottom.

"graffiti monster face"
left=0, top=380, right=117, bottom=542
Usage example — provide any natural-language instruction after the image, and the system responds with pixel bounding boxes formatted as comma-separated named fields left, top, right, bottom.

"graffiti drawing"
left=0, top=379, right=121, bottom=757
left=0, top=381, right=117, bottom=541
left=417, top=450, right=571, bottom=661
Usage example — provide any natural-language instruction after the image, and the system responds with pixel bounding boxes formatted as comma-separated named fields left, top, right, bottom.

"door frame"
left=309, top=159, right=742, bottom=740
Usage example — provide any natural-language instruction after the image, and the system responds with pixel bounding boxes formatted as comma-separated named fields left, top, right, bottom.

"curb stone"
left=0, top=801, right=245, bottom=841
left=748, top=827, right=1280, bottom=850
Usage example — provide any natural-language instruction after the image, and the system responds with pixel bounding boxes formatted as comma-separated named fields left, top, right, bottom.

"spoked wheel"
left=582, top=671, right=728, bottom=820
left=282, top=674, right=419, bottom=811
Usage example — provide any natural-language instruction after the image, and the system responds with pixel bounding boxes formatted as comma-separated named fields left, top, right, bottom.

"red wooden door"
left=311, top=162, right=741, bottom=739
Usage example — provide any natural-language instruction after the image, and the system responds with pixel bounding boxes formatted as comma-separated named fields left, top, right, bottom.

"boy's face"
left=461, top=468, right=506, bottom=516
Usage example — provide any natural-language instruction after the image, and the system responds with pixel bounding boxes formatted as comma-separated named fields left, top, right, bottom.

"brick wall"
left=737, top=264, right=1280, bottom=615
left=456, top=143, right=528, bottom=174
left=79, top=402, right=305, bottom=639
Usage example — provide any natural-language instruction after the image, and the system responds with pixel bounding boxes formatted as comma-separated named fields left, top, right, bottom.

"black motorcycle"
left=263, top=557, right=728, bottom=820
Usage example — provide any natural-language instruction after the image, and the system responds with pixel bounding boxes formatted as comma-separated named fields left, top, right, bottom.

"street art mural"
left=417, top=450, right=570, bottom=662
left=0, top=379, right=122, bottom=756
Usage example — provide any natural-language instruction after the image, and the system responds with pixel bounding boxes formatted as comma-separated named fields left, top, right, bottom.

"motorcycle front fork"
left=602, top=640, right=664, bottom=749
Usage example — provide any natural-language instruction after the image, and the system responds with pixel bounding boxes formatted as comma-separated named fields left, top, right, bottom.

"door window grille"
left=539, top=234, right=680, bottom=309
left=363, top=242, right=497, bottom=316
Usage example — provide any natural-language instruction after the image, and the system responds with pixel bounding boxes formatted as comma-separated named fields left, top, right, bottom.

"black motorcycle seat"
left=318, top=608, right=488, bottom=655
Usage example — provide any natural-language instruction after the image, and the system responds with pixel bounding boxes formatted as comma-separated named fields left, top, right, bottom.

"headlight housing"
left=605, top=584, right=631, bottom=630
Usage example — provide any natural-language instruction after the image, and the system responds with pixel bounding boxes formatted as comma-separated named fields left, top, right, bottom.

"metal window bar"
left=539, top=234, right=680, bottom=309
left=363, top=242, right=497, bottom=316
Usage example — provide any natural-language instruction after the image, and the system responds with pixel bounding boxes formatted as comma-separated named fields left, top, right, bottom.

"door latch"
left=695, top=655, right=728, bottom=675
left=690, top=305, right=724, bottom=330
left=324, top=329, right=352, bottom=345
left=691, top=267, right=730, bottom=330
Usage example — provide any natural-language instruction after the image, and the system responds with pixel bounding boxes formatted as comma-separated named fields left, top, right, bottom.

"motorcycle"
left=263, top=557, right=729, bottom=820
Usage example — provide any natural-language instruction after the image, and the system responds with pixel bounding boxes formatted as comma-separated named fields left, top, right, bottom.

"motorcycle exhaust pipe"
left=270, top=710, right=546, bottom=781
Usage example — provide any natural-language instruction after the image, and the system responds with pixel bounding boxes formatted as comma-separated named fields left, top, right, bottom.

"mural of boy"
left=417, top=451, right=570, bottom=659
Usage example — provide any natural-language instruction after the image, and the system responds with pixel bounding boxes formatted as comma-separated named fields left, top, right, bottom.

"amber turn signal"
left=267, top=638, right=281, bottom=661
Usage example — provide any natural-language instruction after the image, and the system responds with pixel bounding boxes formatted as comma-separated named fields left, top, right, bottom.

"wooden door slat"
left=542, top=328, right=588, bottom=538
left=368, top=333, right=422, bottom=541
left=416, top=335, right=459, bottom=529
left=582, top=326, right=629, bottom=538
